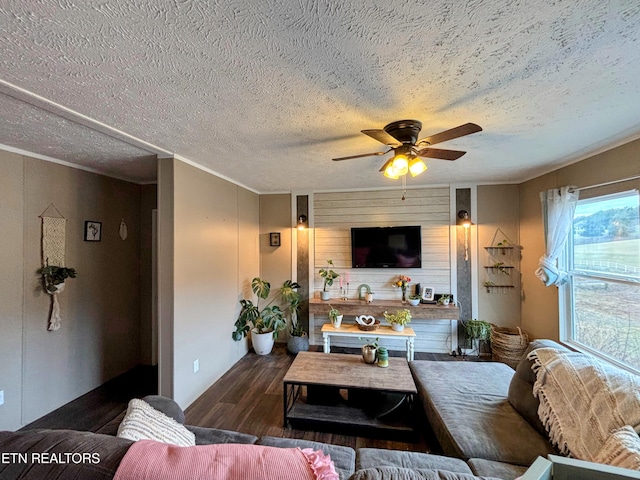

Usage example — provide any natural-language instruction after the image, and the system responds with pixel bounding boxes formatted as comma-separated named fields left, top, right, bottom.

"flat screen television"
left=351, top=226, right=422, bottom=268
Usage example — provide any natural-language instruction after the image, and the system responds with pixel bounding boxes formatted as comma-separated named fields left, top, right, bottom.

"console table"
left=309, top=298, right=459, bottom=354
left=322, top=324, right=416, bottom=361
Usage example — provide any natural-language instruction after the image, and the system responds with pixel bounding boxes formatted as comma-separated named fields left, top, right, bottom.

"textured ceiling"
left=0, top=1, right=639, bottom=191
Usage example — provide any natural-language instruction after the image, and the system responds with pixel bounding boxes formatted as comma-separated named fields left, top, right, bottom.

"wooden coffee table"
left=283, top=351, right=418, bottom=434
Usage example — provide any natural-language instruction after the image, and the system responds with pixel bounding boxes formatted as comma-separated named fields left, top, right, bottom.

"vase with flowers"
left=393, top=275, right=411, bottom=303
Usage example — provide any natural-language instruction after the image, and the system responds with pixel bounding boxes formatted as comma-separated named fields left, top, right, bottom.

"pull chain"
left=401, top=175, right=406, bottom=201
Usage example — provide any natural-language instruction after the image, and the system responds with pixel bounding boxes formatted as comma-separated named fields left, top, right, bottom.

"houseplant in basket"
left=232, top=277, right=300, bottom=355
left=383, top=309, right=412, bottom=332
left=319, top=259, right=339, bottom=300
left=38, top=264, right=77, bottom=331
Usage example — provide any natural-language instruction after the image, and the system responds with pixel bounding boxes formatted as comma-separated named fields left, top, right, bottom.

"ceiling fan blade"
left=415, top=123, right=482, bottom=147
left=361, top=129, right=403, bottom=147
left=332, top=151, right=389, bottom=161
left=415, top=148, right=467, bottom=161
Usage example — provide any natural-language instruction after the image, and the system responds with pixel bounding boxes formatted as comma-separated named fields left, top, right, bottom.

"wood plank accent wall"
left=313, top=187, right=451, bottom=299
left=311, top=187, right=455, bottom=353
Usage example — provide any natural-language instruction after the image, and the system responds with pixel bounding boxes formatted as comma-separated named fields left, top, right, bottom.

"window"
left=562, top=189, right=640, bottom=372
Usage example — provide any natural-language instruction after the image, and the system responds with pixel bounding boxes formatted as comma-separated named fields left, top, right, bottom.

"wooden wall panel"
left=311, top=187, right=455, bottom=353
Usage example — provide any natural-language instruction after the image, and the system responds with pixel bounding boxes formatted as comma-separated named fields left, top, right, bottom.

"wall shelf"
left=483, top=284, right=515, bottom=293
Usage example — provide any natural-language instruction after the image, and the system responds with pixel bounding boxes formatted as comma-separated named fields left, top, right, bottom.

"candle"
left=340, top=276, right=343, bottom=288
left=346, top=272, right=350, bottom=284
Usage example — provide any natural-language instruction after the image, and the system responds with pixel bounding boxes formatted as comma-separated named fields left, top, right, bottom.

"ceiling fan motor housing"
left=383, top=120, right=423, bottom=145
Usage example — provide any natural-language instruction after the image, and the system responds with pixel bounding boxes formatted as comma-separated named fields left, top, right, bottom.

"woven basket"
left=357, top=320, right=380, bottom=331
left=491, top=325, right=529, bottom=368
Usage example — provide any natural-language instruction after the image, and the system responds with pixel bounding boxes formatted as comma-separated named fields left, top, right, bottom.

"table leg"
left=407, top=337, right=415, bottom=361
left=323, top=333, right=330, bottom=353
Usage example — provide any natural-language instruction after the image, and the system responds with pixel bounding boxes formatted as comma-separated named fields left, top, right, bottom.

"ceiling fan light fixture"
left=408, top=156, right=427, bottom=177
left=389, top=154, right=409, bottom=177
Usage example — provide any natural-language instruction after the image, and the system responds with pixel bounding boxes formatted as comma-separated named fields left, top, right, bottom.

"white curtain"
left=535, top=186, right=579, bottom=287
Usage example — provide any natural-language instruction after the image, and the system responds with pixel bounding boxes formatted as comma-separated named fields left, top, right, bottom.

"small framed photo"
left=421, top=286, right=435, bottom=302
left=269, top=232, right=281, bottom=247
left=84, top=221, right=102, bottom=242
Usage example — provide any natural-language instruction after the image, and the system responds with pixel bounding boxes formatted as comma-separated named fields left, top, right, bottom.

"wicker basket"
left=491, top=325, right=529, bottom=368
left=357, top=320, right=381, bottom=331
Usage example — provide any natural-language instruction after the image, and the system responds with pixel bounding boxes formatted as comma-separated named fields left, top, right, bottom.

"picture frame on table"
left=421, top=286, right=435, bottom=302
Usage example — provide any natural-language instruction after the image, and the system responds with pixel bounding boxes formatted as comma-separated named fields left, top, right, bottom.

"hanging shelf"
left=483, top=265, right=515, bottom=274
left=483, top=284, right=515, bottom=293
left=484, top=246, right=514, bottom=255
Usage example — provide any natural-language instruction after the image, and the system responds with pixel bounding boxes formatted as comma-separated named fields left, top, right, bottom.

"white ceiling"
left=1, top=1, right=639, bottom=192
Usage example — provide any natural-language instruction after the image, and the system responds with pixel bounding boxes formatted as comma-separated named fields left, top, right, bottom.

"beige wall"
left=520, top=138, right=640, bottom=341
left=158, top=159, right=258, bottom=409
left=477, top=184, right=521, bottom=328
left=0, top=152, right=144, bottom=429
left=0, top=153, right=25, bottom=431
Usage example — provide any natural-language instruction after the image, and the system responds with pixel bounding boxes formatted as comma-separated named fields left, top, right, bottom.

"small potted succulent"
left=319, top=259, right=339, bottom=300
left=383, top=309, right=412, bottom=332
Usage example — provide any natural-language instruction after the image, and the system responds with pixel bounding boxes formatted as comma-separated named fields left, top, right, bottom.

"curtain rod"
left=568, top=174, right=640, bottom=193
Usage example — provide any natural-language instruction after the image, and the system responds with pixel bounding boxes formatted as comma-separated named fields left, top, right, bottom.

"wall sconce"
left=297, top=214, right=308, bottom=230
left=457, top=210, right=472, bottom=261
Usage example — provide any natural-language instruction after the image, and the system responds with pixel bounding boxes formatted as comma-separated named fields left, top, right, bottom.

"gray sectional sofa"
left=0, top=340, right=569, bottom=480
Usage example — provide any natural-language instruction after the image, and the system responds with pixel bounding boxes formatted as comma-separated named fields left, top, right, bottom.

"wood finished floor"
left=21, top=345, right=481, bottom=455
left=183, top=345, right=463, bottom=453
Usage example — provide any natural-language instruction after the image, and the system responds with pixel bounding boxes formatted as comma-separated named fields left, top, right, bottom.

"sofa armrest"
left=185, top=425, right=257, bottom=445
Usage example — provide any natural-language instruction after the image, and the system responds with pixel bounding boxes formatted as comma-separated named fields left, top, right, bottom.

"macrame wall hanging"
left=40, top=203, right=68, bottom=331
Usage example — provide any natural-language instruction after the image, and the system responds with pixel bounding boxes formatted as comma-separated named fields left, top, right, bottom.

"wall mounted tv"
left=351, top=226, right=422, bottom=268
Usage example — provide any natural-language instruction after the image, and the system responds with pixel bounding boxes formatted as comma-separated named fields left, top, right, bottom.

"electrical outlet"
left=0, top=390, right=4, bottom=406
left=193, top=359, right=199, bottom=373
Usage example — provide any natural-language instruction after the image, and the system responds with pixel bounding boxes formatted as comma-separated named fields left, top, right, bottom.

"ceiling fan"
left=332, top=120, right=482, bottom=179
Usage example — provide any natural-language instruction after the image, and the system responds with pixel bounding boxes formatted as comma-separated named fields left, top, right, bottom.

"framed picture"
left=84, top=221, right=102, bottom=242
left=269, top=232, right=281, bottom=247
left=421, top=286, right=435, bottom=302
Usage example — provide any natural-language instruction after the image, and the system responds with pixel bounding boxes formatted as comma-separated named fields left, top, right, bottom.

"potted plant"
left=408, top=294, right=421, bottom=306
left=38, top=265, right=77, bottom=293
left=287, top=309, right=309, bottom=355
left=319, top=259, right=339, bottom=300
left=360, top=337, right=379, bottom=364
left=463, top=319, right=492, bottom=356
left=38, top=264, right=77, bottom=331
left=383, top=309, right=412, bottom=332
left=232, top=277, right=301, bottom=355
left=328, top=304, right=343, bottom=328
left=437, top=294, right=452, bottom=306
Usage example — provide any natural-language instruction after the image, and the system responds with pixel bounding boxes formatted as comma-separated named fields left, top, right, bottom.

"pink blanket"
left=114, top=440, right=338, bottom=480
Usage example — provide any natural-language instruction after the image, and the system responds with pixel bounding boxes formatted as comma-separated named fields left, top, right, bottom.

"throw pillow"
left=594, top=426, right=640, bottom=471
left=117, top=398, right=195, bottom=447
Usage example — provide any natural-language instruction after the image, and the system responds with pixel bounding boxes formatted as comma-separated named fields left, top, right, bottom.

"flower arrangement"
left=392, top=275, right=411, bottom=302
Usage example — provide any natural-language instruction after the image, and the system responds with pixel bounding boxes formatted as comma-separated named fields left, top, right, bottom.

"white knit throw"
left=529, top=348, right=640, bottom=461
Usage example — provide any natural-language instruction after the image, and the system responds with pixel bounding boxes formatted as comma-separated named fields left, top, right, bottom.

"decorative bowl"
left=408, top=298, right=421, bottom=306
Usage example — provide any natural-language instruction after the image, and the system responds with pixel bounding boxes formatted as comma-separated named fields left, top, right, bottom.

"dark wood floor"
left=20, top=345, right=481, bottom=454
left=183, top=345, right=470, bottom=453
left=20, top=364, right=158, bottom=433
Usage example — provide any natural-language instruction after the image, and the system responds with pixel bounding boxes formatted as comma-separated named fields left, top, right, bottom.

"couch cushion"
left=141, top=395, right=186, bottom=424
left=410, top=360, right=554, bottom=466
left=357, top=448, right=472, bottom=474
left=507, top=340, right=569, bottom=436
left=348, top=466, right=502, bottom=480
left=186, top=425, right=258, bottom=445
left=0, top=429, right=132, bottom=480
left=117, top=398, right=195, bottom=446
left=467, top=458, right=528, bottom=479
left=258, top=436, right=355, bottom=480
